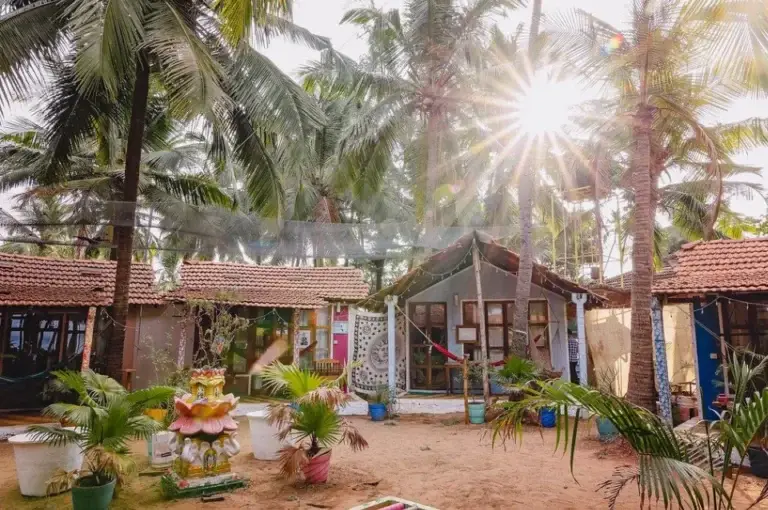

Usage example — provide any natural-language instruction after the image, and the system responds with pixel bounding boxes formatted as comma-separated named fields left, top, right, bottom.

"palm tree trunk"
left=425, top=111, right=440, bottom=229
left=374, top=259, right=385, bottom=292
left=107, top=52, right=150, bottom=380
left=593, top=153, right=604, bottom=283
left=511, top=0, right=543, bottom=359
left=626, top=7, right=656, bottom=410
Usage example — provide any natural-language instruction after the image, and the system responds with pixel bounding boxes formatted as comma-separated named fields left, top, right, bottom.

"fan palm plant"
left=29, top=370, right=175, bottom=492
left=545, top=0, right=768, bottom=409
left=490, top=352, right=768, bottom=509
left=261, top=362, right=368, bottom=483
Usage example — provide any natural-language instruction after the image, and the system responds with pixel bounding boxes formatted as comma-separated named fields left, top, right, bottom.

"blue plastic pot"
left=596, top=417, right=619, bottom=440
left=539, top=407, right=557, bottom=428
left=369, top=403, right=387, bottom=421
left=468, top=402, right=485, bottom=424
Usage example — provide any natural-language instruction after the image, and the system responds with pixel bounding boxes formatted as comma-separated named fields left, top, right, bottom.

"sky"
left=2, top=0, right=767, bottom=275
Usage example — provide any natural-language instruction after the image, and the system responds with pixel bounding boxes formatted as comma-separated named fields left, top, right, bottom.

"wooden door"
left=409, top=302, right=447, bottom=390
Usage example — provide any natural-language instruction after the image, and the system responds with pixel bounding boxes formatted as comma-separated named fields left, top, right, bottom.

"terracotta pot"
left=302, top=450, right=332, bottom=484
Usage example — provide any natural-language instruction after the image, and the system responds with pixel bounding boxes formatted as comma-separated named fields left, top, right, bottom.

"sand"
left=0, top=414, right=765, bottom=509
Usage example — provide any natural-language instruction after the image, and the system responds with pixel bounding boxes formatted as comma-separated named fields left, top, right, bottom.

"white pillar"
left=572, top=293, right=588, bottom=386
left=386, top=295, right=397, bottom=394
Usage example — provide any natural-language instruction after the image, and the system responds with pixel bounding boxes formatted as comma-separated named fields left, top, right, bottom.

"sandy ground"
left=0, top=414, right=765, bottom=509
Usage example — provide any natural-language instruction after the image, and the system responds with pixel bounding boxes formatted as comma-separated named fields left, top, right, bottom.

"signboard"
left=333, top=321, right=348, bottom=334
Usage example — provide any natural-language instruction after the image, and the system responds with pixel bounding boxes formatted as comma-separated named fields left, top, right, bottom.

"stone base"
left=161, top=471, right=245, bottom=499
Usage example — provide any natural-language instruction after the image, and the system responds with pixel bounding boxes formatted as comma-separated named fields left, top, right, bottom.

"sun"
left=513, top=74, right=576, bottom=137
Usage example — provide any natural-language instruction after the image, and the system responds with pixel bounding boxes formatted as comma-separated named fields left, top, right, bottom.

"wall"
left=585, top=303, right=695, bottom=397
left=406, top=262, right=569, bottom=377
left=132, top=303, right=194, bottom=389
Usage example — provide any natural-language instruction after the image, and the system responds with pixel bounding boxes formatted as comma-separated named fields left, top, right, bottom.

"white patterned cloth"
left=349, top=309, right=407, bottom=395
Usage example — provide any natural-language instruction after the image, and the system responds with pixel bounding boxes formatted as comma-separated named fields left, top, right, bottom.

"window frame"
left=461, top=299, right=550, bottom=360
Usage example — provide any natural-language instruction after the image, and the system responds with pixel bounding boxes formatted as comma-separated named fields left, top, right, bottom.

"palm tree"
left=0, top=0, right=332, bottom=379
left=509, top=0, right=544, bottom=360
left=303, top=0, right=523, bottom=230
left=30, top=370, right=175, bottom=486
left=546, top=0, right=768, bottom=409
left=0, top=110, right=231, bottom=260
left=490, top=352, right=768, bottom=509
left=0, top=195, right=74, bottom=257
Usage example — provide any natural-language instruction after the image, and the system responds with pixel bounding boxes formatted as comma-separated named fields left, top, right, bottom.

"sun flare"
left=514, top=74, right=575, bottom=137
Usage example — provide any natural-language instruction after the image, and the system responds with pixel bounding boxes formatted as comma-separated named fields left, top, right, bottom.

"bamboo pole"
left=463, top=355, right=469, bottom=425
left=471, top=239, right=491, bottom=406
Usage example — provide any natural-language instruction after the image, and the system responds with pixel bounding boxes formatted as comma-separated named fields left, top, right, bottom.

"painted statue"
left=161, top=368, right=244, bottom=497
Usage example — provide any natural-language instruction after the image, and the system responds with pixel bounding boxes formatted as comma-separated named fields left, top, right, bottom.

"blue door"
left=693, top=298, right=722, bottom=420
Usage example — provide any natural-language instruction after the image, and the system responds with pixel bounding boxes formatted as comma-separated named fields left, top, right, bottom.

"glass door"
left=409, top=302, right=447, bottom=390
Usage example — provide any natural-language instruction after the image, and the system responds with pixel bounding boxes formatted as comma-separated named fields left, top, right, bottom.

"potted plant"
left=368, top=385, right=389, bottom=422
left=262, top=362, right=368, bottom=484
left=30, top=370, right=175, bottom=510
left=467, top=364, right=486, bottom=424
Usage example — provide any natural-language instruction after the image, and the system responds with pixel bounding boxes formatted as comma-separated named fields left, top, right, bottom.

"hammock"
left=396, top=304, right=547, bottom=368
left=0, top=352, right=82, bottom=385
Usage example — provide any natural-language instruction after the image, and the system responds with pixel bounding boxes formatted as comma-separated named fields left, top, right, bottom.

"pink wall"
left=332, top=306, right=349, bottom=364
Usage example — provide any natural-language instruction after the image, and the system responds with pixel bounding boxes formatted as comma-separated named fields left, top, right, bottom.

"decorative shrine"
left=161, top=368, right=245, bottom=498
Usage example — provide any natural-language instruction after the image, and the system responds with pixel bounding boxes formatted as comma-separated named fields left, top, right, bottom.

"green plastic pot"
left=468, top=402, right=485, bottom=424
left=71, top=476, right=116, bottom=510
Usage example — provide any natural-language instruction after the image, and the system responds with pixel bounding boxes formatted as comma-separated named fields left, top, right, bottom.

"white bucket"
left=147, top=431, right=175, bottom=468
left=9, top=429, right=83, bottom=497
left=247, top=410, right=292, bottom=460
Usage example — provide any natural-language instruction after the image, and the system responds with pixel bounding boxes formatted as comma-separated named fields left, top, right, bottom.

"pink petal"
left=180, top=418, right=203, bottom=435
left=202, top=417, right=223, bottom=435
left=222, top=415, right=238, bottom=430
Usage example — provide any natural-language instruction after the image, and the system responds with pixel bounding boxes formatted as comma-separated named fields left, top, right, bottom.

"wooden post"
left=471, top=239, right=490, bottom=406
left=463, top=355, right=469, bottom=425
left=81, top=306, right=97, bottom=372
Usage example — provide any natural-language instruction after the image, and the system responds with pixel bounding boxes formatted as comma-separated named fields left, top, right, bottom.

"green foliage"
left=29, top=370, right=175, bottom=487
left=490, top=351, right=768, bottom=509
left=262, top=362, right=368, bottom=478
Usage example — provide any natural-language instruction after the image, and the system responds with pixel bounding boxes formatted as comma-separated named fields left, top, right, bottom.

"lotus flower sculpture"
left=162, top=368, right=244, bottom=498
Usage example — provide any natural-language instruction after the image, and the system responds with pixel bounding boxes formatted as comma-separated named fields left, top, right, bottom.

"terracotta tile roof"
left=653, top=238, right=768, bottom=295
left=593, top=265, right=676, bottom=291
left=0, top=253, right=161, bottom=306
left=172, top=261, right=369, bottom=308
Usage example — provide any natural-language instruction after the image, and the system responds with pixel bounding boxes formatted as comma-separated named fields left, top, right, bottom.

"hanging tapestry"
left=350, top=308, right=407, bottom=394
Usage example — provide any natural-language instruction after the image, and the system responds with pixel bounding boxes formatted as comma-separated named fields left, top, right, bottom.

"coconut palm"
left=0, top=0, right=333, bottom=378
left=302, top=0, right=524, bottom=230
left=545, top=0, right=768, bottom=409
left=490, top=352, right=768, bottom=509
left=0, top=108, right=231, bottom=261
left=0, top=196, right=74, bottom=257
left=29, top=370, right=175, bottom=486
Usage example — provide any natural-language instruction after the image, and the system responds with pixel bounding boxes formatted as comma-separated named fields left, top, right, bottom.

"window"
left=462, top=300, right=550, bottom=362
left=296, top=307, right=333, bottom=367
left=409, top=302, right=447, bottom=390
left=1, top=310, right=87, bottom=378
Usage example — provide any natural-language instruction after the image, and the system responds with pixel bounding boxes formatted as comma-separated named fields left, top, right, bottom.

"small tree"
left=30, top=371, right=175, bottom=489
